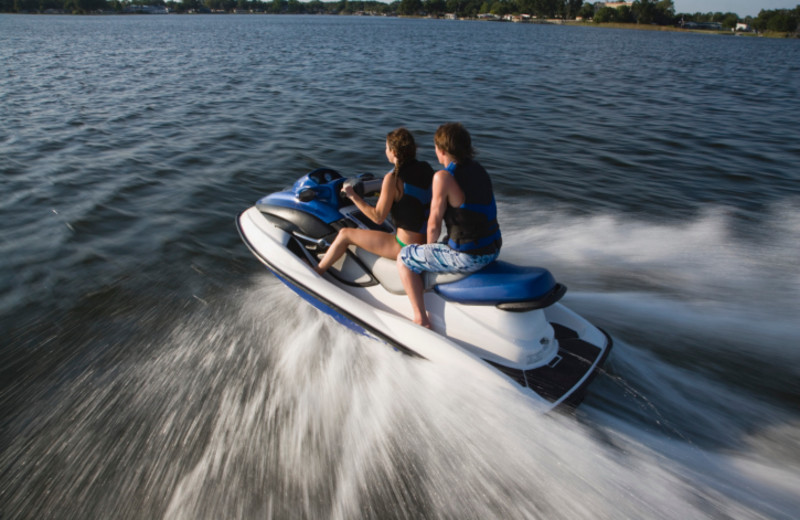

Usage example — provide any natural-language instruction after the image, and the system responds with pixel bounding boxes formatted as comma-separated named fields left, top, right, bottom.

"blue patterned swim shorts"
left=399, top=243, right=499, bottom=275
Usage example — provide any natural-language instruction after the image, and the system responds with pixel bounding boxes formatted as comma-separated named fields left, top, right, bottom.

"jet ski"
left=237, top=168, right=613, bottom=412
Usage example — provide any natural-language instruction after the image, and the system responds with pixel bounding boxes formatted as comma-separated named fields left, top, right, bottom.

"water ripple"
left=1, top=15, right=799, bottom=520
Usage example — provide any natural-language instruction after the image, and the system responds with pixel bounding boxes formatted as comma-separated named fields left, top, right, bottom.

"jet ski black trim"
left=496, top=283, right=567, bottom=312
left=562, top=328, right=614, bottom=408
left=257, top=204, right=335, bottom=239
left=485, top=325, right=613, bottom=406
left=324, top=250, right=382, bottom=289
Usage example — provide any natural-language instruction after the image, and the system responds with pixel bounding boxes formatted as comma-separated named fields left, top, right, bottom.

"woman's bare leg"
left=397, top=256, right=431, bottom=329
left=352, top=229, right=402, bottom=259
left=315, top=228, right=354, bottom=274
left=315, top=229, right=401, bottom=274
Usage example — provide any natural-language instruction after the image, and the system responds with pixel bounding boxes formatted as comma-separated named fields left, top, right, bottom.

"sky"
left=672, top=0, right=798, bottom=17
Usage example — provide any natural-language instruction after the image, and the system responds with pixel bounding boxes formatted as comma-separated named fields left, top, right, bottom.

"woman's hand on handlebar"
left=341, top=183, right=357, bottom=199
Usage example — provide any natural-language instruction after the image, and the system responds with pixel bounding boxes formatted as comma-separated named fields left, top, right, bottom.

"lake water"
left=1, top=13, right=799, bottom=519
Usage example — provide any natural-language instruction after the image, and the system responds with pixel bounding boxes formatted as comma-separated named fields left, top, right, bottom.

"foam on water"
left=500, top=201, right=800, bottom=304
left=3, top=265, right=798, bottom=519
left=155, top=276, right=799, bottom=519
left=4, top=204, right=799, bottom=519
left=500, top=201, right=800, bottom=344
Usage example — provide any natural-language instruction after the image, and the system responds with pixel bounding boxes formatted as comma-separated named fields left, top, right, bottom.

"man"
left=397, top=122, right=502, bottom=328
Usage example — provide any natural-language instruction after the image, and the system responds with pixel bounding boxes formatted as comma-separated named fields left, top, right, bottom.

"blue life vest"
left=443, top=161, right=502, bottom=256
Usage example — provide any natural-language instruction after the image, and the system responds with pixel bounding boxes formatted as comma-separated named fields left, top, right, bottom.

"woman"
left=315, top=128, right=434, bottom=275
left=397, top=122, right=502, bottom=328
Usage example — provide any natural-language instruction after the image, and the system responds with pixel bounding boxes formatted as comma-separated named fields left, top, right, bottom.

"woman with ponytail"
left=315, top=128, right=434, bottom=275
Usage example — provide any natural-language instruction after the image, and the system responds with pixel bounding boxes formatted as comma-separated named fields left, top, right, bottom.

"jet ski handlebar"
left=342, top=175, right=383, bottom=198
left=294, top=171, right=382, bottom=204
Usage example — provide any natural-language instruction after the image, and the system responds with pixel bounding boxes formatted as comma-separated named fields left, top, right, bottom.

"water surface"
left=2, top=14, right=799, bottom=519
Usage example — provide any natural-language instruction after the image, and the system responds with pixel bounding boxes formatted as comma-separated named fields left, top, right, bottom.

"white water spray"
left=161, top=268, right=799, bottom=519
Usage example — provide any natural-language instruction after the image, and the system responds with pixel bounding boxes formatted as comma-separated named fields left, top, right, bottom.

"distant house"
left=735, top=22, right=752, bottom=32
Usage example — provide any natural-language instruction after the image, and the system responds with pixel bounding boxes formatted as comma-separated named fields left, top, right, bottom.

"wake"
left=158, top=274, right=800, bottom=519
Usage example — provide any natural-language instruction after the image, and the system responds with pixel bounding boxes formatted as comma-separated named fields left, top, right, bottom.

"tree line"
left=3, top=0, right=799, bottom=34
left=587, top=1, right=799, bottom=32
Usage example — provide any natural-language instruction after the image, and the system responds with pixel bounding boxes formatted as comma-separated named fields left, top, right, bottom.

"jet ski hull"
left=237, top=169, right=613, bottom=411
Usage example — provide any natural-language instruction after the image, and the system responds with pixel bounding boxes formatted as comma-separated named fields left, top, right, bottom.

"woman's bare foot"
left=413, top=312, right=432, bottom=329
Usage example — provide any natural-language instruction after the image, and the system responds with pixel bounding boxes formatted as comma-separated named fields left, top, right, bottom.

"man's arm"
left=427, top=170, right=450, bottom=244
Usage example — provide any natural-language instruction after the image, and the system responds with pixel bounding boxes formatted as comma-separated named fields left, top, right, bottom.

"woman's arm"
left=345, top=172, right=397, bottom=225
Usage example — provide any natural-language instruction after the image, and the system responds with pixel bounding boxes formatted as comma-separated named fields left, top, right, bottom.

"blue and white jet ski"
left=237, top=168, right=612, bottom=412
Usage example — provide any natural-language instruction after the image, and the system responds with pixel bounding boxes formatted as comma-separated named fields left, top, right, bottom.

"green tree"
left=655, top=0, right=672, bottom=15
left=577, top=1, right=594, bottom=19
left=399, top=0, right=421, bottom=15
left=720, top=12, right=738, bottom=29
left=520, top=0, right=552, bottom=18
left=39, top=0, right=63, bottom=10
left=631, top=0, right=654, bottom=24
left=616, top=5, right=632, bottom=22
left=424, top=0, right=445, bottom=15
left=593, top=5, right=616, bottom=22
left=14, top=0, right=39, bottom=11
left=182, top=0, right=202, bottom=11
left=459, top=0, right=479, bottom=16
left=489, top=0, right=510, bottom=15
left=767, top=11, right=798, bottom=32
left=547, top=0, right=562, bottom=18
left=653, top=0, right=674, bottom=24
left=565, top=0, right=582, bottom=19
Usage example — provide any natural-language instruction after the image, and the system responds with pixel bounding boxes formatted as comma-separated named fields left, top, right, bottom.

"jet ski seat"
left=352, top=249, right=565, bottom=309
left=352, top=247, right=468, bottom=295
left=432, top=261, right=565, bottom=308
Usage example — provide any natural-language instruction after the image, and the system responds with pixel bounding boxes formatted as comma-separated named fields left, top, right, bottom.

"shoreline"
left=563, top=21, right=797, bottom=38
left=3, top=11, right=798, bottom=38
